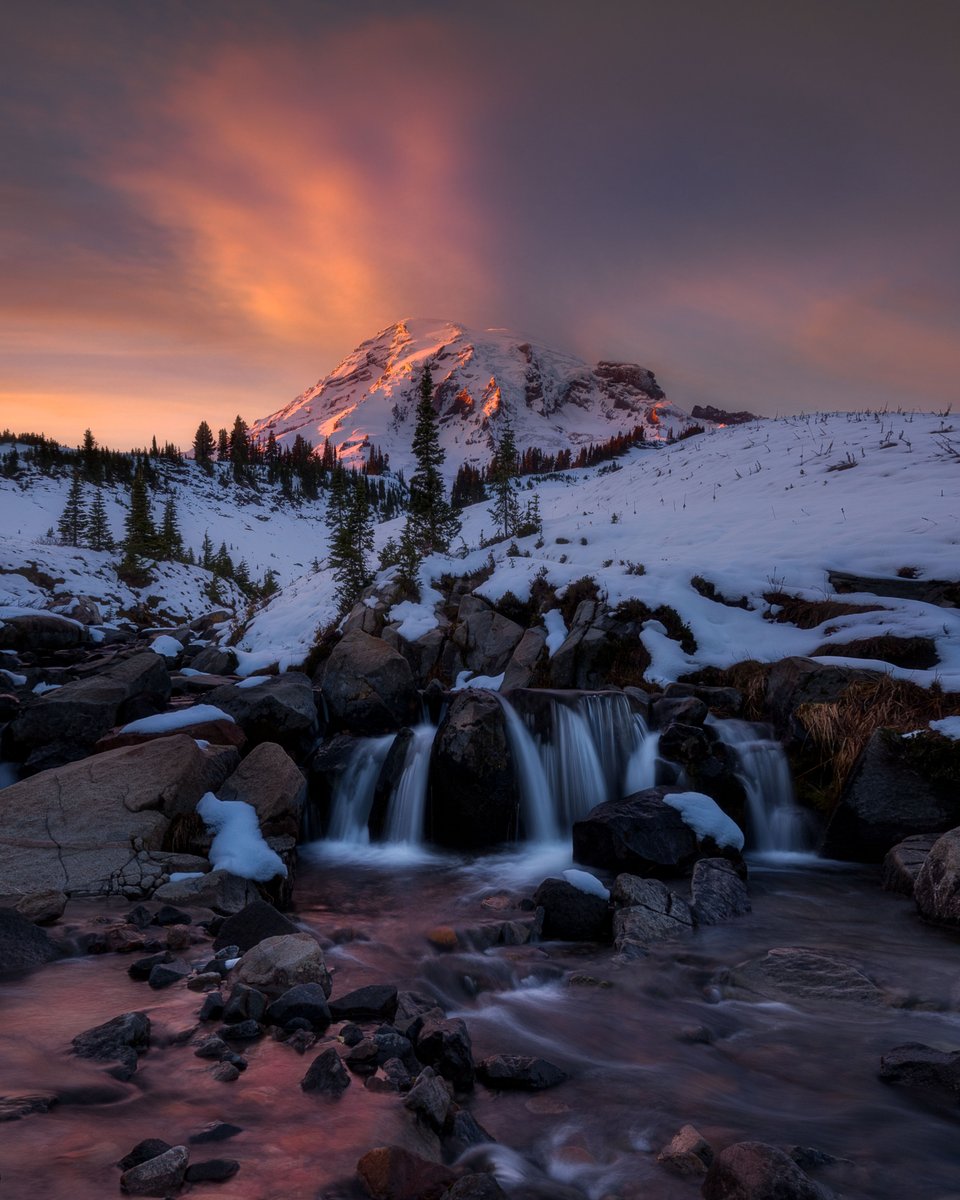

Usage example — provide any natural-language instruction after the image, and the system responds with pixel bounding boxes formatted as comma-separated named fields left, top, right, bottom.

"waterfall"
left=710, top=718, right=810, bottom=855
left=577, top=692, right=638, bottom=799
left=497, top=697, right=560, bottom=842
left=539, top=703, right=608, bottom=826
left=624, top=715, right=661, bottom=794
left=327, top=734, right=397, bottom=843
left=383, top=724, right=437, bottom=844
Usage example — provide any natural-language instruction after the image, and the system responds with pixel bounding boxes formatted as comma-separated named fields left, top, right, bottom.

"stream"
left=1, top=844, right=958, bottom=1199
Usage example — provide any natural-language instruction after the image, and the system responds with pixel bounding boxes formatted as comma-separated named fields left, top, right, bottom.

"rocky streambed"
left=1, top=847, right=959, bottom=1200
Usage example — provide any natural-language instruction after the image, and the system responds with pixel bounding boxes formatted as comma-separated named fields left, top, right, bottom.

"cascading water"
left=540, top=702, right=607, bottom=826
left=383, top=724, right=437, bottom=844
left=709, top=717, right=811, bottom=856
left=577, top=693, right=638, bottom=799
left=326, top=734, right=397, bottom=843
left=623, top=715, right=660, bottom=794
left=496, top=696, right=560, bottom=842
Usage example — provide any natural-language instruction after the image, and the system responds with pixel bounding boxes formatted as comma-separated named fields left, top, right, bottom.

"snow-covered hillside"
left=234, top=411, right=960, bottom=687
left=251, top=318, right=695, bottom=478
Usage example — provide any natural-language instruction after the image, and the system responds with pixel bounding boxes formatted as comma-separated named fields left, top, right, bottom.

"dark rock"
left=450, top=594, right=526, bottom=677
left=714, top=947, right=889, bottom=1008
left=0, top=1092, right=57, bottom=1121
left=765, top=656, right=877, bottom=737
left=189, top=1122, right=243, bottom=1144
left=217, top=741, right=306, bottom=839
left=222, top=983, right=268, bottom=1025
left=72, top=1011, right=150, bottom=1079
left=656, top=1123, right=713, bottom=1176
left=199, top=992, right=225, bottom=1022
left=301, top=1046, right=351, bottom=1096
left=56, top=1083, right=129, bottom=1106
left=339, top=1022, right=364, bottom=1047
left=502, top=627, right=548, bottom=691
left=185, top=1158, right=240, bottom=1183
left=355, top=1145, right=456, bottom=1200
left=690, top=858, right=751, bottom=925
left=664, top=682, right=742, bottom=715
left=879, top=1042, right=960, bottom=1103
left=572, top=788, right=702, bottom=877
left=914, top=826, right=960, bottom=925
left=206, top=671, right=319, bottom=756
left=374, top=1026, right=417, bottom=1070
left=265, top=983, right=331, bottom=1030
left=702, top=1141, right=831, bottom=1199
left=345, top=1038, right=381, bottom=1075
left=329, top=984, right=398, bottom=1023
left=881, top=835, right=938, bottom=896
left=0, top=612, right=89, bottom=652
left=190, top=647, right=238, bottom=675
left=321, top=631, right=418, bottom=734
left=658, top=722, right=711, bottom=766
left=652, top=695, right=709, bottom=728
left=415, top=1015, right=475, bottom=1090
left=611, top=878, right=694, bottom=956
left=476, top=1055, right=568, bottom=1090
left=446, top=1109, right=494, bottom=1158
left=427, top=689, right=520, bottom=849
left=403, top=1067, right=453, bottom=1131
left=444, top=1174, right=507, bottom=1200
left=153, top=869, right=258, bottom=916
left=129, top=950, right=173, bottom=983
left=148, top=958, right=191, bottom=989
left=219, top=1019, right=263, bottom=1041
left=0, top=907, right=61, bottom=976
left=531, top=878, right=611, bottom=942
left=119, top=1144, right=189, bottom=1195
left=153, top=904, right=192, bottom=927
left=118, top=1139, right=172, bottom=1171
left=211, top=1061, right=241, bottom=1083
left=213, top=900, right=299, bottom=953
left=822, top=729, right=960, bottom=861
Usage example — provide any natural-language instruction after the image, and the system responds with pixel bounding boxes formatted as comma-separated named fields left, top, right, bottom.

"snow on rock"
left=563, top=868, right=610, bottom=899
left=149, top=634, right=184, bottom=658
left=236, top=675, right=269, bottom=689
left=0, top=668, right=27, bottom=687
left=452, top=670, right=505, bottom=691
left=120, top=704, right=236, bottom=735
left=543, top=608, right=568, bottom=657
left=929, top=716, right=960, bottom=740
left=196, top=792, right=287, bottom=881
left=662, top=792, right=745, bottom=851
left=388, top=599, right=438, bottom=642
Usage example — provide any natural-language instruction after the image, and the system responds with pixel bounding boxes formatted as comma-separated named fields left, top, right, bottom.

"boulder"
left=0, top=735, right=211, bottom=897
left=652, top=695, right=709, bottom=728
left=690, top=858, right=751, bottom=925
left=501, top=627, right=547, bottom=691
left=914, top=826, right=960, bottom=924
left=702, top=1141, right=829, bottom=1200
left=881, top=834, right=938, bottom=896
left=664, top=682, right=742, bottom=715
left=356, top=1145, right=456, bottom=1200
left=403, top=1067, right=453, bottom=1131
left=236, top=932, right=331, bottom=996
left=0, top=907, right=61, bottom=976
left=185, top=1159, right=240, bottom=1183
left=451, top=595, right=525, bottom=676
left=301, top=1046, right=351, bottom=1096
left=572, top=788, right=702, bottom=877
left=206, top=672, right=319, bottom=756
left=415, top=1015, right=475, bottom=1090
left=96, top=717, right=245, bottom=754
left=266, top=983, right=332, bottom=1030
left=532, top=878, right=611, bottom=942
left=657, top=1124, right=713, bottom=1176
left=0, top=612, right=88, bottom=652
left=189, top=646, right=238, bottom=675
left=8, top=651, right=170, bottom=771
left=213, top=899, right=299, bottom=952
left=72, top=1011, right=150, bottom=1080
left=119, top=1144, right=189, bottom=1196
left=765, top=656, right=878, bottom=737
left=612, top=878, right=694, bottom=957
left=118, top=1139, right=173, bottom=1171
left=328, top=984, right=399, bottom=1022
left=152, top=870, right=259, bottom=916
left=713, top=947, right=889, bottom=1008
left=320, top=632, right=418, bottom=734
left=2, top=889, right=67, bottom=925
left=822, top=729, right=960, bottom=861
left=879, top=1042, right=960, bottom=1104
left=476, top=1055, right=568, bottom=1090
left=427, top=690, right=520, bottom=849
left=217, top=741, right=306, bottom=838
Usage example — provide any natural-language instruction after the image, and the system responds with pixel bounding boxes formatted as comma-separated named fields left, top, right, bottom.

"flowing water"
left=324, top=734, right=397, bottom=843
left=382, top=724, right=437, bottom=844
left=0, top=851, right=957, bottom=1200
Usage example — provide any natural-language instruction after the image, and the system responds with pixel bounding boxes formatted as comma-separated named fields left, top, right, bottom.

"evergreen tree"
left=193, top=420, right=215, bottom=470
left=401, top=364, right=460, bottom=564
left=214, top=542, right=234, bottom=578
left=230, top=415, right=250, bottom=481
left=200, top=530, right=214, bottom=569
left=57, top=471, right=87, bottom=547
left=487, top=414, right=521, bottom=539
left=330, top=474, right=374, bottom=611
left=81, top=428, right=102, bottom=482
left=122, top=471, right=156, bottom=561
left=325, top=463, right=350, bottom=534
left=87, top=489, right=114, bottom=551
left=158, top=496, right=184, bottom=561
left=216, top=428, right=229, bottom=460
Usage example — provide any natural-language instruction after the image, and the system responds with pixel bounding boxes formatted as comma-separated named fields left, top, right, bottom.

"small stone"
left=403, top=1067, right=452, bottom=1131
left=355, top=1146, right=455, bottom=1200
left=328, top=983, right=398, bottom=1022
left=222, top=983, right=268, bottom=1024
left=345, top=1037, right=380, bottom=1075
left=218, top=1019, right=263, bottom=1041
left=339, top=1022, right=364, bottom=1047
left=426, top=926, right=459, bottom=950
left=119, top=1144, right=188, bottom=1195
left=300, top=1047, right=351, bottom=1097
left=148, top=959, right=191, bottom=989
left=185, top=1158, right=240, bottom=1182
left=128, top=952, right=173, bottom=982
left=117, top=1139, right=172, bottom=1172
left=211, top=1062, right=240, bottom=1083
left=189, top=1121, right=243, bottom=1144
left=154, top=904, right=192, bottom=927
left=657, top=1123, right=713, bottom=1176
left=199, top=992, right=225, bottom=1021
left=476, top=1055, right=568, bottom=1091
left=188, top=972, right=222, bottom=992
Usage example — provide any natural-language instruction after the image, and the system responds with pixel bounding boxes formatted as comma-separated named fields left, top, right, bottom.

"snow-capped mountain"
left=251, top=318, right=695, bottom=475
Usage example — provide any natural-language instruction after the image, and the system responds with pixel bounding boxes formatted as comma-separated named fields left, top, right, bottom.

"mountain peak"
left=251, top=319, right=694, bottom=476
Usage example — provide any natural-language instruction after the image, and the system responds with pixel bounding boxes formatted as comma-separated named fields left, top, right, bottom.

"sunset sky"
left=3, top=0, right=959, bottom=449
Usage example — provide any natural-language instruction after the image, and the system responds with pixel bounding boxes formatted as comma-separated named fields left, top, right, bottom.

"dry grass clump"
left=795, top=675, right=960, bottom=805
left=763, top=592, right=879, bottom=629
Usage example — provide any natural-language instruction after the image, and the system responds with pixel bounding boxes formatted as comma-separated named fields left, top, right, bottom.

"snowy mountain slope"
left=250, top=318, right=695, bottom=477
left=0, top=458, right=332, bottom=588
left=234, top=411, right=960, bottom=687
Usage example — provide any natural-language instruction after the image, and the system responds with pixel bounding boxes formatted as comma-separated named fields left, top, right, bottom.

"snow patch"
left=929, top=716, right=960, bottom=741
left=562, top=868, right=610, bottom=899
left=388, top=599, right=438, bottom=642
left=452, top=670, right=505, bottom=692
left=236, top=675, right=269, bottom=689
left=661, top=791, right=745, bottom=851
left=543, top=608, right=568, bottom=657
left=150, top=634, right=184, bottom=658
left=196, top=792, right=287, bottom=881
left=119, top=704, right=235, bottom=734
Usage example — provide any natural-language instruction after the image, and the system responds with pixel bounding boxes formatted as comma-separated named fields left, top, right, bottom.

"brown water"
left=1, top=844, right=959, bottom=1199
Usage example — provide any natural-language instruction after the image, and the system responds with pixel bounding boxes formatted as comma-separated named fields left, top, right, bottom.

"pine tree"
left=57, top=471, right=87, bottom=547
left=193, top=420, right=215, bottom=470
left=122, top=471, right=156, bottom=561
left=81, top=428, right=102, bottom=482
left=214, top=542, right=234, bottom=578
left=230, top=415, right=250, bottom=481
left=87, top=489, right=114, bottom=551
left=330, top=474, right=374, bottom=611
left=158, top=496, right=184, bottom=561
left=401, top=364, right=460, bottom=564
left=216, top=428, right=229, bottom=461
left=487, top=414, right=521, bottom=539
